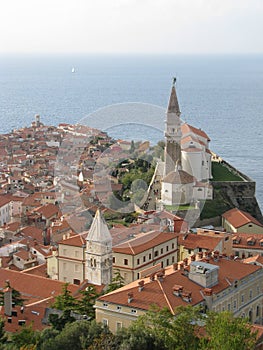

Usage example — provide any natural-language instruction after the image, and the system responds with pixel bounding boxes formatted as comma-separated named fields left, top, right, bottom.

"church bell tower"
left=164, top=78, right=182, bottom=176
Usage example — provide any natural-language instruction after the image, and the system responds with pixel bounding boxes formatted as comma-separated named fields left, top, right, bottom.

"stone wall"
left=211, top=180, right=263, bottom=224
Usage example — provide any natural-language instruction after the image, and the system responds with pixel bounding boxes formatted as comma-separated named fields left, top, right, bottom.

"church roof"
left=163, top=169, right=195, bottom=184
left=86, top=209, right=112, bottom=243
left=167, top=85, right=180, bottom=115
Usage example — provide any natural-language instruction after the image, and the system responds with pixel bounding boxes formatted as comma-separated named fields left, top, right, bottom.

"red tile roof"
left=113, top=230, right=177, bottom=255
left=222, top=208, right=263, bottom=229
left=98, top=258, right=261, bottom=313
left=178, top=233, right=223, bottom=251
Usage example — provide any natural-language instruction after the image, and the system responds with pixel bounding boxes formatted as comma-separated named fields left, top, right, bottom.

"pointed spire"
left=86, top=209, right=112, bottom=243
left=167, top=78, right=180, bottom=115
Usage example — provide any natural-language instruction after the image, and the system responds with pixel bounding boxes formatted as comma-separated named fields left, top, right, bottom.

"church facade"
left=161, top=81, right=213, bottom=206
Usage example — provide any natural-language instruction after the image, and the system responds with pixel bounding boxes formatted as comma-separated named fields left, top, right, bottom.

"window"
left=227, top=304, right=231, bottom=311
left=166, top=259, right=169, bottom=266
left=149, top=253, right=152, bottom=260
left=137, top=273, right=140, bottom=279
left=131, top=309, right=137, bottom=314
left=233, top=300, right=237, bottom=310
left=117, top=306, right=122, bottom=311
left=249, top=290, right=253, bottom=299
left=102, top=319, right=108, bottom=326
left=154, top=251, right=158, bottom=257
left=166, top=246, right=169, bottom=252
left=241, top=294, right=244, bottom=304
left=256, top=306, right=260, bottom=317
left=172, top=256, right=175, bottom=263
left=188, top=249, right=191, bottom=254
left=143, top=256, right=146, bottom=262
left=116, top=322, right=122, bottom=330
left=161, top=248, right=163, bottom=254
left=137, top=258, right=140, bottom=265
left=103, top=303, right=108, bottom=307
left=248, top=224, right=253, bottom=227
left=112, top=257, right=116, bottom=263
left=172, top=243, right=175, bottom=249
left=124, top=259, right=128, bottom=265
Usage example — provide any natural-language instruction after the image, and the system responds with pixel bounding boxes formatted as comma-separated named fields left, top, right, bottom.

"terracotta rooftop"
left=232, top=233, right=263, bottom=250
left=58, top=232, right=87, bottom=247
left=34, top=203, right=60, bottom=219
left=178, top=233, right=223, bottom=251
left=98, top=258, right=261, bottom=313
left=223, top=208, right=263, bottom=229
left=181, top=123, right=210, bottom=142
left=113, top=230, right=177, bottom=255
left=162, top=169, right=195, bottom=184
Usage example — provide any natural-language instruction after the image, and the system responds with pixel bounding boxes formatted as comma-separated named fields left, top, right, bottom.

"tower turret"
left=164, top=78, right=182, bottom=176
left=85, top=209, right=112, bottom=285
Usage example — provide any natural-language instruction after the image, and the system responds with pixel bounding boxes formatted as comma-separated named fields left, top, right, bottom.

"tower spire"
left=167, top=77, right=180, bottom=115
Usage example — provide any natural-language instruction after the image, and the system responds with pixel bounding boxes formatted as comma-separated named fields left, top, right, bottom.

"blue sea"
left=0, top=54, right=263, bottom=209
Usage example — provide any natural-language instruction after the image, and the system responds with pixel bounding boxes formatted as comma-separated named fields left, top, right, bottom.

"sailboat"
left=71, top=67, right=75, bottom=73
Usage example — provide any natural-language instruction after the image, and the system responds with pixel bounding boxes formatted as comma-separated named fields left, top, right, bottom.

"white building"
left=161, top=81, right=213, bottom=206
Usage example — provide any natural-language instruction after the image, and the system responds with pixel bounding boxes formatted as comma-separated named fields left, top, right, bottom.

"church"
left=160, top=80, right=213, bottom=206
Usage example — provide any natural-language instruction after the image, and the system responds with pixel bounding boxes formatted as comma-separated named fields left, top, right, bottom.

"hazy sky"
left=1, top=0, right=262, bottom=54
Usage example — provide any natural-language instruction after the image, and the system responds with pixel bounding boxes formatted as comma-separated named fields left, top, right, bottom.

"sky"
left=0, top=0, right=262, bottom=54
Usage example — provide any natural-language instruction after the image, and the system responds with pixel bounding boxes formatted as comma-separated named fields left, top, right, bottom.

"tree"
left=105, top=270, right=125, bottom=293
left=76, top=286, right=100, bottom=320
left=48, top=309, right=76, bottom=331
left=131, top=305, right=203, bottom=350
left=10, top=323, right=40, bottom=350
left=0, top=317, right=7, bottom=350
left=200, top=311, right=258, bottom=350
left=51, top=283, right=77, bottom=311
left=0, top=280, right=25, bottom=307
left=40, top=320, right=104, bottom=350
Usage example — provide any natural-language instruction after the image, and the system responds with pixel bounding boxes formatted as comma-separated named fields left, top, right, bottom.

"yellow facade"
left=113, top=238, right=177, bottom=284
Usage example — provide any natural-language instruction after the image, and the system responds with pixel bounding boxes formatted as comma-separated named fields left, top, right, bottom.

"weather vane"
left=172, top=77, right=176, bottom=86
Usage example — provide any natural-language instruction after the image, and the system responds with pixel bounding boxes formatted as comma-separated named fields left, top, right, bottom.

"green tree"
left=0, top=317, right=7, bottom=350
left=48, top=309, right=76, bottom=331
left=51, top=283, right=77, bottom=311
left=200, top=311, right=257, bottom=350
left=11, top=323, right=40, bottom=350
left=130, top=140, right=135, bottom=154
left=116, top=326, right=164, bottom=350
left=40, top=320, right=104, bottom=350
left=105, top=270, right=125, bottom=293
left=76, top=286, right=99, bottom=320
left=132, top=305, right=203, bottom=350
left=0, top=280, right=25, bottom=307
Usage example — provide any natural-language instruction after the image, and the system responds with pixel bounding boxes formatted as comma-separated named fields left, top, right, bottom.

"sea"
left=0, top=54, right=263, bottom=209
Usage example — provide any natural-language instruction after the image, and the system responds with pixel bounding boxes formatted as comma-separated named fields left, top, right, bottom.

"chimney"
left=173, top=285, right=183, bottom=297
left=127, top=292, right=134, bottom=303
left=198, top=252, right=203, bottom=259
left=138, top=280, right=144, bottom=292
left=173, top=263, right=178, bottom=271
left=156, top=270, right=165, bottom=282
left=4, top=286, right=12, bottom=316
left=150, top=273, right=155, bottom=282
left=181, top=291, right=192, bottom=303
